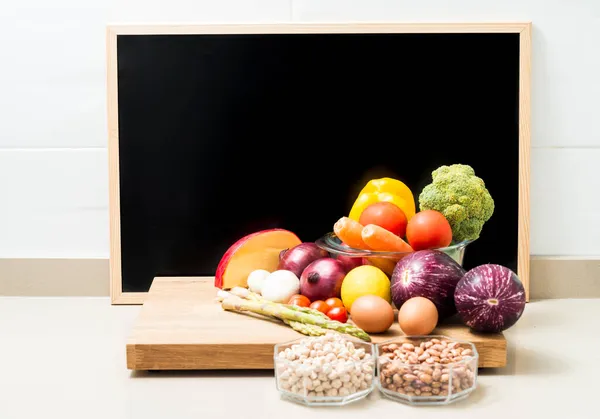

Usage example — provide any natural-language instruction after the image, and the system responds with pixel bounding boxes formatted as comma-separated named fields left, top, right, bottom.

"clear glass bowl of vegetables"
left=316, top=232, right=473, bottom=275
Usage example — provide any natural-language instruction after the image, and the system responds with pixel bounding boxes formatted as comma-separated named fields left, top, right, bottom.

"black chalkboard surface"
left=107, top=24, right=530, bottom=303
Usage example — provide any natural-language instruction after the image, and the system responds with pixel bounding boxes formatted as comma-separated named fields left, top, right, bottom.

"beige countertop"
left=0, top=297, right=597, bottom=419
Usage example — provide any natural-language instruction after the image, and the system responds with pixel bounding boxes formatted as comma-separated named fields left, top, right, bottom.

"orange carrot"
left=361, top=224, right=414, bottom=253
left=334, top=217, right=369, bottom=249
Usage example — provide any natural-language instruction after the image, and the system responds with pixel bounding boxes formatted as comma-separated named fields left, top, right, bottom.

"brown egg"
left=397, top=297, right=438, bottom=335
left=350, top=295, right=395, bottom=333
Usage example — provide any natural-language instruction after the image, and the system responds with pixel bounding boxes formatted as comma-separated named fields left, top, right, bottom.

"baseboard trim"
left=1, top=257, right=598, bottom=299
left=0, top=258, right=109, bottom=297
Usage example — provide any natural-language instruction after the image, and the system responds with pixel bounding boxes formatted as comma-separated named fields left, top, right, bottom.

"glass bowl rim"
left=315, top=232, right=475, bottom=257
left=274, top=335, right=376, bottom=367
left=375, top=335, right=479, bottom=367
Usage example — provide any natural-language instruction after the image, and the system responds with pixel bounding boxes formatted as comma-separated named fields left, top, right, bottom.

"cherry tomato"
left=359, top=202, right=408, bottom=237
left=325, top=297, right=344, bottom=311
left=310, top=300, right=329, bottom=314
left=326, top=307, right=348, bottom=323
left=288, top=294, right=311, bottom=307
left=406, top=210, right=453, bottom=250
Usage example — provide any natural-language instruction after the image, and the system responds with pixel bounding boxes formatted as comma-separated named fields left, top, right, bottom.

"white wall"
left=1, top=0, right=598, bottom=258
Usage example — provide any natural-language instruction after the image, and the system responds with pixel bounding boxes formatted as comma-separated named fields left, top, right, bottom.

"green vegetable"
left=418, top=164, right=494, bottom=242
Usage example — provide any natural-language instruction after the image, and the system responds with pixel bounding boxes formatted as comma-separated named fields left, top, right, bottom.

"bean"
left=419, top=365, right=434, bottom=375
left=414, top=389, right=421, bottom=396
left=402, top=343, right=415, bottom=351
left=392, top=374, right=403, bottom=385
left=402, top=374, right=417, bottom=382
left=419, top=373, right=433, bottom=384
left=421, top=392, right=433, bottom=397
left=432, top=388, right=440, bottom=395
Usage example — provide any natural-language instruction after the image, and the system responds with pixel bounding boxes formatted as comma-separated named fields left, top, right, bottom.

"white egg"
left=261, top=270, right=300, bottom=303
left=247, top=269, right=270, bottom=294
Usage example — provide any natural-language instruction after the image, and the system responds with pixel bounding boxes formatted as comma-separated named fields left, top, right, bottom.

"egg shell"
left=349, top=295, right=395, bottom=333
left=397, top=296, right=439, bottom=335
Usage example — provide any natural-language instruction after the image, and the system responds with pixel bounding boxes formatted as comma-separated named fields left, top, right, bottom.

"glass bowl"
left=375, top=336, right=479, bottom=406
left=316, top=232, right=473, bottom=274
left=274, top=333, right=376, bottom=406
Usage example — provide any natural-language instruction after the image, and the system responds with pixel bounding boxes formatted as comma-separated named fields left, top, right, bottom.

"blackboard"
left=107, top=24, right=531, bottom=304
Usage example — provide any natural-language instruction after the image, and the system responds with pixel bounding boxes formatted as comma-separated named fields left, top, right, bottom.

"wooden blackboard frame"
left=107, top=23, right=531, bottom=305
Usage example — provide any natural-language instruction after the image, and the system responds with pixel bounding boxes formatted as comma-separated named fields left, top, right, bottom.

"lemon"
left=341, top=265, right=391, bottom=313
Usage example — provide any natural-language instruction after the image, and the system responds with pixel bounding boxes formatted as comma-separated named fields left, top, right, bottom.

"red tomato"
left=310, top=300, right=329, bottom=314
left=406, top=210, right=453, bottom=250
left=288, top=294, right=311, bottom=307
left=359, top=202, right=408, bottom=237
left=326, top=307, right=348, bottom=323
left=325, top=297, right=344, bottom=311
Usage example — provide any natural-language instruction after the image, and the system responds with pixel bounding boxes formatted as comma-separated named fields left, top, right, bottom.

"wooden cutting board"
left=126, top=278, right=507, bottom=370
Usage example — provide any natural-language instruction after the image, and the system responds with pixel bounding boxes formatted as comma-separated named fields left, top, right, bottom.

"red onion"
left=335, top=255, right=364, bottom=273
left=278, top=243, right=328, bottom=278
left=300, top=258, right=346, bottom=301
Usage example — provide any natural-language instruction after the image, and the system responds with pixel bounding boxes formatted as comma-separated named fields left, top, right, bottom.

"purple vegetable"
left=390, top=250, right=466, bottom=319
left=278, top=243, right=328, bottom=278
left=300, top=258, right=346, bottom=301
left=454, top=264, right=525, bottom=333
left=335, top=255, right=364, bottom=273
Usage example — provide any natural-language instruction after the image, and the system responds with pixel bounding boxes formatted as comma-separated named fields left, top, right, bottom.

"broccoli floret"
left=418, top=164, right=494, bottom=242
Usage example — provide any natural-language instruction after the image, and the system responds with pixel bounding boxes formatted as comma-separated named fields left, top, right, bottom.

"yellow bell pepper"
left=349, top=177, right=416, bottom=221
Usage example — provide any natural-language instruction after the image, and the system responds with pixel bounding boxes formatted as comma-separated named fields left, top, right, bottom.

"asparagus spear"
left=221, top=298, right=371, bottom=342
left=222, top=288, right=329, bottom=337
left=284, top=320, right=327, bottom=336
left=229, top=287, right=329, bottom=319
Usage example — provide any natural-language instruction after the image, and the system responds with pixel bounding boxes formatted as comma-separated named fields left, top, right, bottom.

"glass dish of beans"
left=376, top=335, right=479, bottom=406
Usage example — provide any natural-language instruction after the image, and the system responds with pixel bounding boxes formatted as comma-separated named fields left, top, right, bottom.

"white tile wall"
left=0, top=149, right=109, bottom=258
left=0, top=0, right=598, bottom=258
left=530, top=149, right=600, bottom=256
